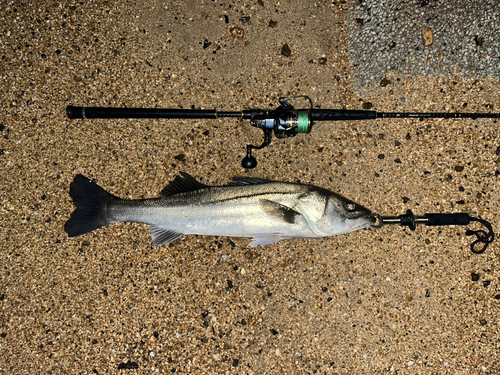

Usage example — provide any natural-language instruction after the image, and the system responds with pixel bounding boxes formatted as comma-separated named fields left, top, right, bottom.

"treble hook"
left=372, top=210, right=494, bottom=254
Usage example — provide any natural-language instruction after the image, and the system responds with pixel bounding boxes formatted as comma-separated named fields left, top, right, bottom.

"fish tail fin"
left=65, top=174, right=115, bottom=237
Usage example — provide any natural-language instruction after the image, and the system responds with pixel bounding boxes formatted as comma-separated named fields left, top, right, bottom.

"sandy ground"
left=1, top=1, right=499, bottom=374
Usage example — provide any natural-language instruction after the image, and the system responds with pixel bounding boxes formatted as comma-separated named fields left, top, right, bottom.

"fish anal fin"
left=260, top=199, right=301, bottom=224
left=249, top=236, right=285, bottom=247
left=149, top=225, right=184, bottom=246
left=160, top=172, right=209, bottom=197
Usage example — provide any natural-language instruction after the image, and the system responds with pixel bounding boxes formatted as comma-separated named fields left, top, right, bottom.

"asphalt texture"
left=1, top=1, right=499, bottom=374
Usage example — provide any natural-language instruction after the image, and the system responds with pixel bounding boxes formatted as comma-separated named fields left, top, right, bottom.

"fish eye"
left=346, top=202, right=356, bottom=211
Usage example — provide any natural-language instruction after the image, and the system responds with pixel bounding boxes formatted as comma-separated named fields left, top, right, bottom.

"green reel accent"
left=297, top=110, right=311, bottom=134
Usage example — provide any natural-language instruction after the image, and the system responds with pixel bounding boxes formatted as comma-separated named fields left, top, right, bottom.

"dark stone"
left=402, top=196, right=410, bottom=203
left=483, top=280, right=491, bottom=288
left=201, top=310, right=209, bottom=318
left=240, top=16, right=250, bottom=23
left=268, top=20, right=277, bottom=28
left=232, top=359, right=240, bottom=367
left=270, top=329, right=279, bottom=335
left=454, top=165, right=464, bottom=172
left=203, top=39, right=212, bottom=49
left=117, top=361, right=139, bottom=370
left=380, top=78, right=391, bottom=87
left=471, top=272, right=480, bottom=281
left=362, top=102, right=372, bottom=109
left=281, top=44, right=291, bottom=57
left=174, top=154, right=186, bottom=161
left=378, top=154, right=385, bottom=159
left=322, top=287, right=328, bottom=292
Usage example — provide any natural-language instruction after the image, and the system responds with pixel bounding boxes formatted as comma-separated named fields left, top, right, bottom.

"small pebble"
left=471, top=272, right=480, bottom=281
left=230, top=27, right=244, bottom=39
left=422, top=27, right=433, bottom=46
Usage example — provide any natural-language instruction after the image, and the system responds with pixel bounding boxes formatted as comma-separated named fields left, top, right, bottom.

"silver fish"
left=65, top=172, right=375, bottom=247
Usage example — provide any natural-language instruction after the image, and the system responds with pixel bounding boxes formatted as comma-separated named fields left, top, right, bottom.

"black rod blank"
left=67, top=105, right=500, bottom=121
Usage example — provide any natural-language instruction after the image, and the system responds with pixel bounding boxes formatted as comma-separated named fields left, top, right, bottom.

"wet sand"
left=1, top=1, right=499, bottom=373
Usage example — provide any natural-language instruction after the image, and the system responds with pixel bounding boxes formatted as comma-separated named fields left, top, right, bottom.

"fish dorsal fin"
left=160, top=172, right=210, bottom=197
left=228, top=177, right=273, bottom=186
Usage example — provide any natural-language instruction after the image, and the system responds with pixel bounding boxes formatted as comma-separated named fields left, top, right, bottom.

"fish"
left=64, top=172, right=375, bottom=247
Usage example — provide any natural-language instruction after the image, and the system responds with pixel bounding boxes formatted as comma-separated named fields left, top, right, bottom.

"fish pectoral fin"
left=259, top=199, right=301, bottom=224
left=149, top=225, right=184, bottom=246
left=249, top=236, right=287, bottom=247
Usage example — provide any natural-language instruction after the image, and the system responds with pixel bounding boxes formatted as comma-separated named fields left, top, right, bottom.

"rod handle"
left=425, top=213, right=471, bottom=226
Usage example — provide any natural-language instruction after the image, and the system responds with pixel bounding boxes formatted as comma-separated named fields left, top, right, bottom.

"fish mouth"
left=347, top=213, right=377, bottom=229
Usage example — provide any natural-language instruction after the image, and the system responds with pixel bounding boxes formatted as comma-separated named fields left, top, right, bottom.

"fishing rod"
left=66, top=95, right=500, bottom=169
left=372, top=210, right=494, bottom=254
